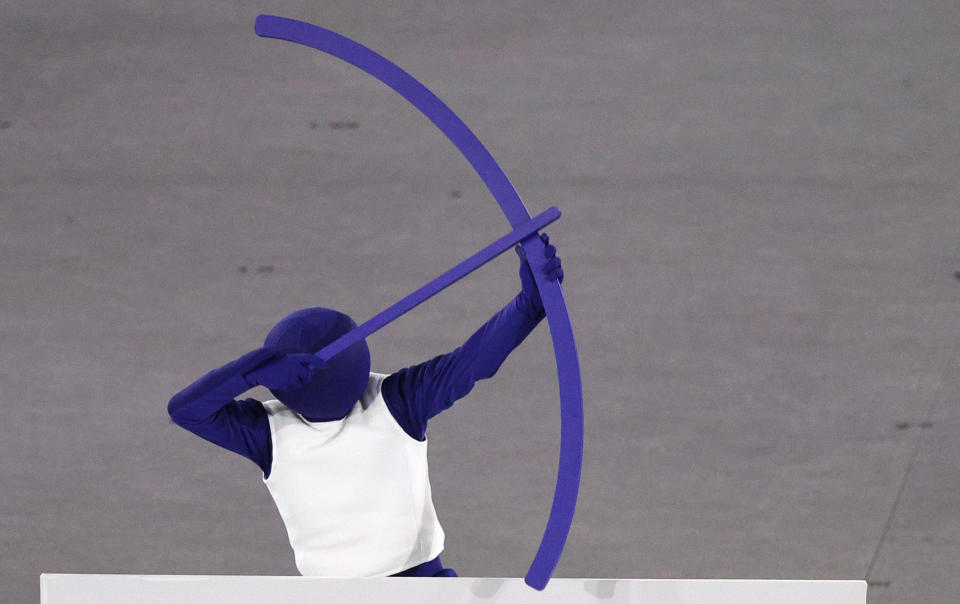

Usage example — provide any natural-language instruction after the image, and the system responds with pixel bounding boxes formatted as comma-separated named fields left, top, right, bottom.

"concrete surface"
left=2, top=2, right=958, bottom=603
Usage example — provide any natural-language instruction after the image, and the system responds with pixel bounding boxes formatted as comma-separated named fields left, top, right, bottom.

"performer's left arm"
left=382, top=234, right=563, bottom=441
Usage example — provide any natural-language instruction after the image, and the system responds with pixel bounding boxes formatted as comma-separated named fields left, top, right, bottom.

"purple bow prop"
left=254, top=15, right=584, bottom=590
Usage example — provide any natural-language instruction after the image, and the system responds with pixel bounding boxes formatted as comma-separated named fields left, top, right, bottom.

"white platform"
left=41, top=575, right=867, bottom=603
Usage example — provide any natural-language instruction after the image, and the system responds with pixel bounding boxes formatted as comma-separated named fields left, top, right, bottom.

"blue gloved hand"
left=516, top=232, right=563, bottom=314
left=243, top=351, right=327, bottom=391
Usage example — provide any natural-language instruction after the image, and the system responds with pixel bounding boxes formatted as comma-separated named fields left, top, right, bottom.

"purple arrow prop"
left=315, top=206, right=560, bottom=360
left=254, top=15, right=584, bottom=589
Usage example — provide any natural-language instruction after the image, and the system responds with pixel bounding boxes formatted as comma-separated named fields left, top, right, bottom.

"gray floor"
left=2, top=2, right=958, bottom=603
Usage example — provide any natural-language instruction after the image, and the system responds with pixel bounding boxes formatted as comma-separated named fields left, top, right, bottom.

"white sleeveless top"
left=261, top=372, right=445, bottom=577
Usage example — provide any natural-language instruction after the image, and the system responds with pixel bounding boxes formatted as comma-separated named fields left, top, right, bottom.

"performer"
left=168, top=236, right=563, bottom=578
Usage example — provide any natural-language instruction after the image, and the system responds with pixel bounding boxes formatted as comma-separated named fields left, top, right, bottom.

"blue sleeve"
left=167, top=346, right=277, bottom=476
left=382, top=292, right=544, bottom=441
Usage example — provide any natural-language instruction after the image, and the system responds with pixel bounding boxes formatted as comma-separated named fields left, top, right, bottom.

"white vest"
left=261, top=372, right=445, bottom=577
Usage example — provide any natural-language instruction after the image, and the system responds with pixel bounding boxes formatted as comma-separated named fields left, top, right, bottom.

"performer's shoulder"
left=364, top=371, right=390, bottom=401
left=259, top=398, right=287, bottom=417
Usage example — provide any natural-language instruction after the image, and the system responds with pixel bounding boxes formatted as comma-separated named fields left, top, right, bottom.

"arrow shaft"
left=316, top=207, right=560, bottom=362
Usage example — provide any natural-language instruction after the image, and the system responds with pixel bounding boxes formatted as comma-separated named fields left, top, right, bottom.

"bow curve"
left=254, top=15, right=583, bottom=589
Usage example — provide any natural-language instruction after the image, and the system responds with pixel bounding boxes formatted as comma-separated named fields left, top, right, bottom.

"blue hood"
left=264, top=307, right=371, bottom=421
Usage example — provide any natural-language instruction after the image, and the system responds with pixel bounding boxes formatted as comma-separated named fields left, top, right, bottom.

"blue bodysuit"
left=168, top=291, right=544, bottom=577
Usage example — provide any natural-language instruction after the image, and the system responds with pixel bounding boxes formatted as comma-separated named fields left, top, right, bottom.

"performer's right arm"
left=167, top=346, right=278, bottom=476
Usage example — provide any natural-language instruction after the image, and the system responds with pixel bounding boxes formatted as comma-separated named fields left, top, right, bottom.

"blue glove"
left=516, top=232, right=563, bottom=314
left=243, top=351, right=327, bottom=391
